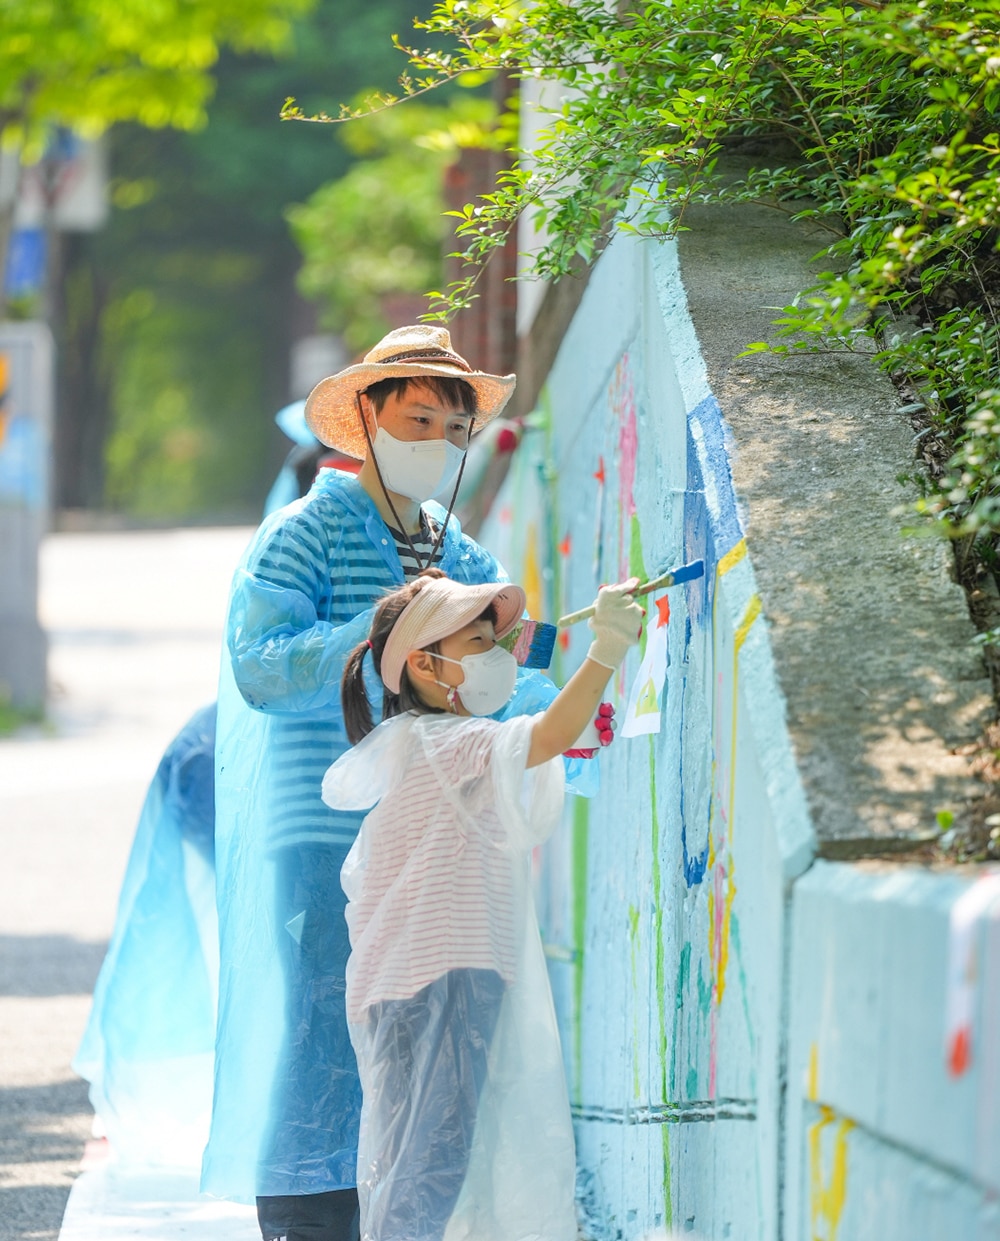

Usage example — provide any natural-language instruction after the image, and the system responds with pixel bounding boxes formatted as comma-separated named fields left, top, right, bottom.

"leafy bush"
left=306, top=0, right=1000, bottom=549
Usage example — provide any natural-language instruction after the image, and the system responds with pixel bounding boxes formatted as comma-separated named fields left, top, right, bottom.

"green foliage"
left=0, top=692, right=45, bottom=738
left=322, top=0, right=1000, bottom=547
left=103, top=284, right=268, bottom=519
left=0, top=0, right=309, bottom=142
left=287, top=94, right=499, bottom=349
left=66, top=0, right=435, bottom=519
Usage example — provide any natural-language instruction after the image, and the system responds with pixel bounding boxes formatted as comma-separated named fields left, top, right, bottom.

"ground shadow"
left=0, top=935, right=107, bottom=997
left=0, top=1079, right=93, bottom=1241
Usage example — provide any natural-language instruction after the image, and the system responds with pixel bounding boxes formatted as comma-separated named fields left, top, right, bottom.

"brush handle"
left=555, top=559, right=705, bottom=627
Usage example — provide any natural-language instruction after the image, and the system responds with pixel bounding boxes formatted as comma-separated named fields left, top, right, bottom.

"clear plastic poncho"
left=323, top=711, right=579, bottom=1241
left=73, top=704, right=218, bottom=1166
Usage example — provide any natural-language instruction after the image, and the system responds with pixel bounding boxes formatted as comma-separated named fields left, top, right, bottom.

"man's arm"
left=226, top=515, right=375, bottom=715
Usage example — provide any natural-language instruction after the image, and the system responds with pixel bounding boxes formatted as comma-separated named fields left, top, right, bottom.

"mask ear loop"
left=356, top=390, right=469, bottom=572
left=431, top=652, right=464, bottom=713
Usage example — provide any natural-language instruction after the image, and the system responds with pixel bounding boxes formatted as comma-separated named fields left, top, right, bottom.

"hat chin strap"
left=356, top=392, right=468, bottom=573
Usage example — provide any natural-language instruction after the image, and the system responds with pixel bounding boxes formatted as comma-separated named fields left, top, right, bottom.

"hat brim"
left=304, top=361, right=516, bottom=458
left=381, top=578, right=527, bottom=694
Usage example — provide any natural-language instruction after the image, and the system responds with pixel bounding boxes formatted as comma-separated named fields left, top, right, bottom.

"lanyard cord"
left=355, top=392, right=469, bottom=572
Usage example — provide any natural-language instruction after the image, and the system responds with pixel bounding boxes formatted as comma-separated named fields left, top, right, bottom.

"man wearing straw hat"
left=201, top=326, right=594, bottom=1241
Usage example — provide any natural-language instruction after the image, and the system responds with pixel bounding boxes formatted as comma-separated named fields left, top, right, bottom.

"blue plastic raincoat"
left=73, top=704, right=218, bottom=1166
left=201, top=469, right=580, bottom=1203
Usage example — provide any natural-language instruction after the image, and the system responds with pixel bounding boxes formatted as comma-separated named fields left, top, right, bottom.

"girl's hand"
left=586, top=579, right=645, bottom=670
left=563, top=702, right=616, bottom=759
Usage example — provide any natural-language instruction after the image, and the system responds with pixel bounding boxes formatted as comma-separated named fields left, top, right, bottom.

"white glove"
left=587, top=580, right=644, bottom=670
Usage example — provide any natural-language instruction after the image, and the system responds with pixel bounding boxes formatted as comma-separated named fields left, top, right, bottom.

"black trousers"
left=257, top=1188, right=360, bottom=1241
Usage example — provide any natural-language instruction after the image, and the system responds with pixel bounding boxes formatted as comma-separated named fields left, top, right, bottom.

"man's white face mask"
left=372, top=426, right=466, bottom=504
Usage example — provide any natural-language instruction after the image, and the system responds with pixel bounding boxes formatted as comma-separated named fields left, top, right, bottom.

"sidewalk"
left=59, top=1138, right=256, bottom=1240
left=0, top=526, right=254, bottom=1241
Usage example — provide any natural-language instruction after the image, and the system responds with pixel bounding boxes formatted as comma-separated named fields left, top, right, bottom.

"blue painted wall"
left=480, top=234, right=814, bottom=1237
left=478, top=233, right=1000, bottom=1238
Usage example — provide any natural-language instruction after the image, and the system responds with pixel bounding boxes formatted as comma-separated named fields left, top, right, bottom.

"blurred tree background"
left=47, top=0, right=454, bottom=521
left=288, top=93, right=499, bottom=355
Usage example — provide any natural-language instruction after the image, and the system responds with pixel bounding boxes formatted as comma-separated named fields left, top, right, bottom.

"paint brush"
left=556, top=558, right=705, bottom=626
left=499, top=559, right=705, bottom=669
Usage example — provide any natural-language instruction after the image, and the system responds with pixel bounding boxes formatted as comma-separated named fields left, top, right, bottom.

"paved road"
left=0, top=526, right=253, bottom=1241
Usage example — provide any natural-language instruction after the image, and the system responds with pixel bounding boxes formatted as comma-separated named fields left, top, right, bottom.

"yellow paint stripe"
left=734, top=593, right=762, bottom=655
left=809, top=1105, right=855, bottom=1240
left=717, top=537, right=747, bottom=579
left=716, top=594, right=761, bottom=1006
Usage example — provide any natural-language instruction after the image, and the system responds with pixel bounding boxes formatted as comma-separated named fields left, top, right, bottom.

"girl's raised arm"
left=527, top=580, right=644, bottom=768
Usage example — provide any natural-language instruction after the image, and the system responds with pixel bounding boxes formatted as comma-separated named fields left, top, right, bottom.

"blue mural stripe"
left=684, top=394, right=745, bottom=629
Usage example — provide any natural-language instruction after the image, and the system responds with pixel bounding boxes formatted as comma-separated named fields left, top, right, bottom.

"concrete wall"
left=478, top=225, right=1000, bottom=1237
left=786, top=863, right=1000, bottom=1241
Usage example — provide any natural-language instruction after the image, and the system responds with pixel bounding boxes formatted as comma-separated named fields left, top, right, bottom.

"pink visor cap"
left=380, top=576, right=526, bottom=694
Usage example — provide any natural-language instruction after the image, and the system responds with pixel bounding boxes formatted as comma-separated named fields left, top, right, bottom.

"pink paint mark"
left=713, top=865, right=726, bottom=984
left=609, top=356, right=638, bottom=582
left=499, top=506, right=512, bottom=525
left=618, top=388, right=638, bottom=520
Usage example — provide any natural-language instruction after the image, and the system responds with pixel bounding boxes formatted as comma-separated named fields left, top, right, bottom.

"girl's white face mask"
left=435, top=645, right=518, bottom=716
left=372, top=426, right=466, bottom=504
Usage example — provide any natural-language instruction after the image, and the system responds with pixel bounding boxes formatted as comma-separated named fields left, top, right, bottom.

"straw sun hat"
left=380, top=575, right=526, bottom=695
left=304, top=325, right=517, bottom=459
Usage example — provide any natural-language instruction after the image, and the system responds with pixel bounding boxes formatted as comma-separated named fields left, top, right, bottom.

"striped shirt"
left=388, top=515, right=442, bottom=579
left=218, top=469, right=532, bottom=850
left=329, top=714, right=562, bottom=1022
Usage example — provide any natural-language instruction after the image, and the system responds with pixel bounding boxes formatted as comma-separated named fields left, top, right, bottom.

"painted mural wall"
left=479, top=233, right=1000, bottom=1239
left=479, top=234, right=815, bottom=1238
left=785, top=863, right=1000, bottom=1241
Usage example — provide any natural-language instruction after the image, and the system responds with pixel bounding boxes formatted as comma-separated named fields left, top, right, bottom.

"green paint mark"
left=669, top=941, right=691, bottom=1097
left=649, top=737, right=666, bottom=1087
left=629, top=513, right=649, bottom=658
left=628, top=904, right=641, bottom=1098
left=649, top=734, right=671, bottom=1228
left=729, top=912, right=757, bottom=1067
left=662, top=1124, right=672, bottom=1228
left=571, top=795, right=590, bottom=1105
left=537, top=386, right=565, bottom=680
left=686, top=1065, right=699, bottom=1098
left=697, top=959, right=713, bottom=1016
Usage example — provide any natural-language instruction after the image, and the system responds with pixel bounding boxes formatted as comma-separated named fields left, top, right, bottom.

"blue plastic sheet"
left=73, top=705, right=219, bottom=1166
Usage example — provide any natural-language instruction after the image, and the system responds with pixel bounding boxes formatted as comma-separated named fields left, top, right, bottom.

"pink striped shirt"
left=324, top=713, right=563, bottom=1023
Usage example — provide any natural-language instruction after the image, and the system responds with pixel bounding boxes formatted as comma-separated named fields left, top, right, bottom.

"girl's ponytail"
left=341, top=641, right=375, bottom=745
